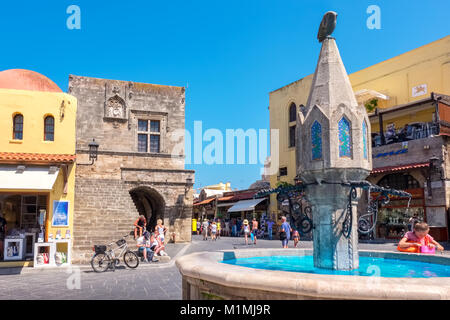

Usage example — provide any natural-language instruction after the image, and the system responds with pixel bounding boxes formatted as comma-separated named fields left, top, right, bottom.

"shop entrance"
left=0, top=193, right=48, bottom=262
left=129, top=187, right=165, bottom=232
left=374, top=173, right=424, bottom=240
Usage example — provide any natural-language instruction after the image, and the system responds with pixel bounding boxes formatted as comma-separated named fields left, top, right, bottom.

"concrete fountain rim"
left=176, top=248, right=450, bottom=300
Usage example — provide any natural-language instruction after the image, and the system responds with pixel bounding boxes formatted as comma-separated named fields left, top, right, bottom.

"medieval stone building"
left=69, top=75, right=194, bottom=263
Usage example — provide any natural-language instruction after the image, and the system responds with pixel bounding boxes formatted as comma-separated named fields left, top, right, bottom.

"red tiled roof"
left=0, top=152, right=76, bottom=163
left=371, top=162, right=429, bottom=174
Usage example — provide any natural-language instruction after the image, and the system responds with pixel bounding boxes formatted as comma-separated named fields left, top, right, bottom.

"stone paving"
left=0, top=235, right=449, bottom=300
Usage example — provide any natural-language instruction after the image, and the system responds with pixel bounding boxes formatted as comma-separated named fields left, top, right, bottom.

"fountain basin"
left=176, top=248, right=450, bottom=300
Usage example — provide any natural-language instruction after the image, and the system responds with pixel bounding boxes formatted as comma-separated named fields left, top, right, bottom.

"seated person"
left=136, top=231, right=153, bottom=263
left=398, top=222, right=444, bottom=253
left=153, top=230, right=168, bottom=257
left=134, top=215, right=147, bottom=239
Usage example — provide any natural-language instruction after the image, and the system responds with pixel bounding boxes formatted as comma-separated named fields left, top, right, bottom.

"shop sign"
left=373, top=148, right=408, bottom=159
left=52, top=201, right=69, bottom=227
left=412, top=84, right=428, bottom=98
left=431, top=181, right=443, bottom=189
left=371, top=188, right=424, bottom=200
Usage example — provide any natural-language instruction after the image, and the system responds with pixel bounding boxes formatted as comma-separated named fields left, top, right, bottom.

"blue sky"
left=1, top=0, right=449, bottom=191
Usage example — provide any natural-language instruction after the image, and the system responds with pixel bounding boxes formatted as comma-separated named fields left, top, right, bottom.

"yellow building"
left=0, top=69, right=77, bottom=267
left=269, top=35, right=450, bottom=218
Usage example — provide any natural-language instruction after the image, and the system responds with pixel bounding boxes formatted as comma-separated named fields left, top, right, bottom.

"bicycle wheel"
left=123, top=250, right=139, bottom=269
left=91, top=253, right=111, bottom=272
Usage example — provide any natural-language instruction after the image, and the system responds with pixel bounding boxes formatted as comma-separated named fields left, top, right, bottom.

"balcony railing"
left=372, top=121, right=439, bottom=147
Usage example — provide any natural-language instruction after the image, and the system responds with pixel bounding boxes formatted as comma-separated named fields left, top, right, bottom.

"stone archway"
left=129, top=187, right=165, bottom=232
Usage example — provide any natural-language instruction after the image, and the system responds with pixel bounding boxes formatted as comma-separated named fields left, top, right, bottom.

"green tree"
left=364, top=98, right=378, bottom=113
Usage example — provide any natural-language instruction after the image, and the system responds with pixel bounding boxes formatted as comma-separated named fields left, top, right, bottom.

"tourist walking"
left=202, top=219, right=209, bottom=240
left=236, top=218, right=242, bottom=237
left=216, top=219, right=221, bottom=239
left=196, top=219, right=201, bottom=235
left=231, top=219, right=237, bottom=237
left=242, top=219, right=251, bottom=245
left=266, top=218, right=275, bottom=240
left=210, top=221, right=217, bottom=241
left=280, top=216, right=292, bottom=248
left=251, top=218, right=258, bottom=245
left=224, top=219, right=230, bottom=237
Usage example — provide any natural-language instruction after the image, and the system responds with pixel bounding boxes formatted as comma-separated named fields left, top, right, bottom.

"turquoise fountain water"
left=222, top=255, right=450, bottom=278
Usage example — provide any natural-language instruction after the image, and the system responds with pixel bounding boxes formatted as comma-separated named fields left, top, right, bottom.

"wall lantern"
left=78, top=139, right=100, bottom=166
left=89, top=139, right=99, bottom=163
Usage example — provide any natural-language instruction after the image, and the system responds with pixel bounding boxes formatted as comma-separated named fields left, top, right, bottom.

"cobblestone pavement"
left=0, top=235, right=449, bottom=299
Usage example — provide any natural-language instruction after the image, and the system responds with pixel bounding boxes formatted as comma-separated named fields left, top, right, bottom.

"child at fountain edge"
left=398, top=222, right=444, bottom=252
left=293, top=229, right=300, bottom=248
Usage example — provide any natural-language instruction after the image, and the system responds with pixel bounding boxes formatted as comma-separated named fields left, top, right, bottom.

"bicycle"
left=91, top=234, right=139, bottom=272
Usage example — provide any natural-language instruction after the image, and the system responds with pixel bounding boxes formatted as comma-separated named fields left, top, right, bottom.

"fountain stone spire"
left=296, top=13, right=372, bottom=270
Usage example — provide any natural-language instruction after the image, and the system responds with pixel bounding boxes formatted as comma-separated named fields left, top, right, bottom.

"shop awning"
left=193, top=198, right=215, bottom=206
left=0, top=165, right=60, bottom=191
left=371, top=162, right=430, bottom=174
left=227, top=198, right=266, bottom=213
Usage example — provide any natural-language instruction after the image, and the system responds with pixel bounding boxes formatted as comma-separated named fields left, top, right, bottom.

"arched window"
left=378, top=174, right=420, bottom=190
left=13, top=114, right=23, bottom=140
left=338, top=117, right=351, bottom=157
left=44, top=116, right=55, bottom=141
left=289, top=103, right=296, bottom=122
left=362, top=120, right=368, bottom=159
left=311, top=121, right=322, bottom=160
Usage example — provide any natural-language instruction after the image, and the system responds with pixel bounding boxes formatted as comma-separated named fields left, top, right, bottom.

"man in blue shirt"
left=280, top=216, right=292, bottom=248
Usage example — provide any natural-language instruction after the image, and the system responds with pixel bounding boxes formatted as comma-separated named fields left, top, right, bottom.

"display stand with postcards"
left=33, top=230, right=72, bottom=267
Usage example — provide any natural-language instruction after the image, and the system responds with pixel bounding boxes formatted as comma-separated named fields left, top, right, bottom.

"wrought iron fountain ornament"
left=254, top=180, right=412, bottom=238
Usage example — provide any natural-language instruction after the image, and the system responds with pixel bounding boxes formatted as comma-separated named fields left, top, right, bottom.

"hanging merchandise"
left=36, top=253, right=44, bottom=265
left=55, top=252, right=63, bottom=264
left=43, top=253, right=49, bottom=264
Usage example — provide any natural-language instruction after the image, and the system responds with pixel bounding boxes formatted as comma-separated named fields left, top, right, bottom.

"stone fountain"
left=176, top=12, right=450, bottom=300
left=295, top=11, right=371, bottom=270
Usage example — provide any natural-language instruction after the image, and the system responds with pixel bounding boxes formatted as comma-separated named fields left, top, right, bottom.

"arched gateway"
left=129, top=186, right=165, bottom=232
